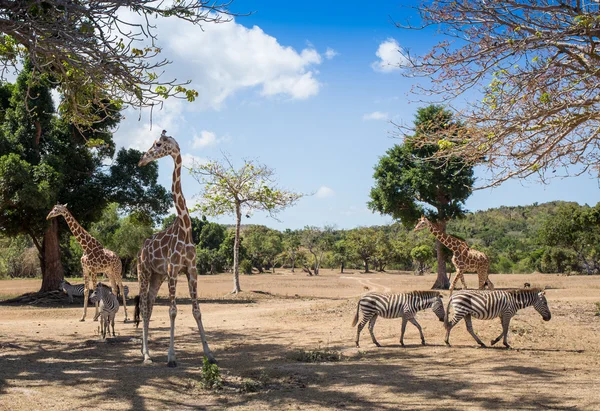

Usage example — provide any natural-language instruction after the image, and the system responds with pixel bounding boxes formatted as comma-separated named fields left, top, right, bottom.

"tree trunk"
left=232, top=205, right=242, bottom=293
left=40, top=219, right=64, bottom=292
left=432, top=238, right=449, bottom=289
left=364, top=260, right=370, bottom=273
left=340, top=262, right=344, bottom=273
left=291, top=253, right=296, bottom=273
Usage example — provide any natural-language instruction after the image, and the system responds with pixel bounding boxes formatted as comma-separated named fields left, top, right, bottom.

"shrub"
left=199, top=357, right=223, bottom=390
left=240, top=259, right=253, bottom=275
left=291, top=346, right=342, bottom=363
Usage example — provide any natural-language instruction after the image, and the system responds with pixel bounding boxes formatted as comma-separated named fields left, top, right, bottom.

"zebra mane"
left=407, top=291, right=441, bottom=299
left=507, top=288, right=542, bottom=296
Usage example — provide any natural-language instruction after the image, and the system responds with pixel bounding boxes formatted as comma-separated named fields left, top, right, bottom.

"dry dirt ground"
left=1, top=270, right=599, bottom=410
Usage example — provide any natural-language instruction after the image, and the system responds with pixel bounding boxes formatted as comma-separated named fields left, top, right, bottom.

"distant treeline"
left=1, top=200, right=598, bottom=279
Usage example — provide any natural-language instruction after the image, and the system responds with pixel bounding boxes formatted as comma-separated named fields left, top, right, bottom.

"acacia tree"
left=281, top=229, right=301, bottom=272
left=0, top=1, right=236, bottom=128
left=347, top=227, right=378, bottom=273
left=300, top=226, right=334, bottom=276
left=369, top=105, right=474, bottom=289
left=190, top=156, right=302, bottom=293
left=400, top=0, right=600, bottom=187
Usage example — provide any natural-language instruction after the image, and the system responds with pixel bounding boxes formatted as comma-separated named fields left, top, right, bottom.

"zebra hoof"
left=167, top=361, right=177, bottom=368
left=143, top=358, right=153, bottom=365
left=477, top=343, right=487, bottom=348
left=375, top=342, right=381, bottom=348
left=421, top=340, right=426, bottom=346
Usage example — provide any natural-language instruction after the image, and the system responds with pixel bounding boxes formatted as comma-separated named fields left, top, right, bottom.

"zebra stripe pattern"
left=60, top=279, right=128, bottom=303
left=352, top=291, right=445, bottom=347
left=90, top=282, right=120, bottom=339
left=444, top=288, right=551, bottom=348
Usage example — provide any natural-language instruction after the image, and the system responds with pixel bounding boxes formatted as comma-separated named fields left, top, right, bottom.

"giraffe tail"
left=133, top=295, right=140, bottom=328
left=351, top=300, right=360, bottom=327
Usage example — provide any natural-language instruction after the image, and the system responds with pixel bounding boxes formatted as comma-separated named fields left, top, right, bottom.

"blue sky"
left=112, top=0, right=599, bottom=229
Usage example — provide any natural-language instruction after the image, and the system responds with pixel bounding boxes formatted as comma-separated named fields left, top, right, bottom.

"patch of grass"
left=594, top=302, right=600, bottom=317
left=291, top=345, right=342, bottom=363
left=199, top=357, right=223, bottom=390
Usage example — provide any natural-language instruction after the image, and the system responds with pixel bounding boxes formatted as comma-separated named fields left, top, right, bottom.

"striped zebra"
left=352, top=291, right=445, bottom=347
left=90, top=282, right=120, bottom=339
left=444, top=288, right=551, bottom=348
left=60, top=279, right=128, bottom=303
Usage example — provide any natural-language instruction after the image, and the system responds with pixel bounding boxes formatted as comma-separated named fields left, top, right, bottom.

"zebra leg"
left=111, top=314, right=116, bottom=337
left=368, top=315, right=380, bottom=347
left=68, top=290, right=73, bottom=304
left=400, top=317, right=408, bottom=346
left=491, top=317, right=505, bottom=346
left=501, top=315, right=512, bottom=348
left=445, top=315, right=462, bottom=346
left=355, top=317, right=369, bottom=347
left=167, top=263, right=179, bottom=368
left=465, top=315, right=486, bottom=347
left=408, top=318, right=426, bottom=345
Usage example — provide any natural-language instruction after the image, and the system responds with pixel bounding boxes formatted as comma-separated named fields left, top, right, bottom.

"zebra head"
left=59, top=279, right=67, bottom=292
left=431, top=295, right=445, bottom=321
left=533, top=291, right=551, bottom=321
left=89, top=282, right=105, bottom=304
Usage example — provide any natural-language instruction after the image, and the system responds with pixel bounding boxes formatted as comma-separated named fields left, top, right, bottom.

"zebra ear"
left=539, top=291, right=546, bottom=296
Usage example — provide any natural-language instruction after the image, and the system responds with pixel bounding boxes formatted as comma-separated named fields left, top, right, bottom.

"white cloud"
left=151, top=16, right=325, bottom=109
left=316, top=186, right=335, bottom=198
left=363, top=111, right=388, bottom=121
left=192, top=131, right=221, bottom=149
left=324, top=47, right=338, bottom=60
left=181, top=153, right=208, bottom=168
left=371, top=38, right=408, bottom=73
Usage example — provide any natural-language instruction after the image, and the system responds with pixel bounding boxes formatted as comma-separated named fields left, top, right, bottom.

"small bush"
left=240, top=259, right=253, bottom=275
left=595, top=302, right=600, bottom=317
left=199, top=357, right=223, bottom=390
left=291, top=346, right=342, bottom=363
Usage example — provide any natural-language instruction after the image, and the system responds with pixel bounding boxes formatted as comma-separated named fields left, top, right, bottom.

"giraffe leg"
left=449, top=269, right=463, bottom=293
left=167, top=263, right=179, bottom=367
left=186, top=264, right=215, bottom=364
left=460, top=273, right=468, bottom=290
left=367, top=315, right=380, bottom=347
left=113, top=260, right=128, bottom=322
left=138, top=261, right=152, bottom=364
left=91, top=273, right=100, bottom=321
left=80, top=268, right=90, bottom=322
left=408, top=318, right=426, bottom=345
left=464, top=315, right=486, bottom=347
left=482, top=267, right=494, bottom=290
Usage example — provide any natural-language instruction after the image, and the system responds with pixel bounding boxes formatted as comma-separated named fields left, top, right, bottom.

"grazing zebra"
left=90, top=282, right=120, bottom=339
left=352, top=291, right=445, bottom=347
left=444, top=288, right=551, bottom=348
left=60, top=279, right=128, bottom=303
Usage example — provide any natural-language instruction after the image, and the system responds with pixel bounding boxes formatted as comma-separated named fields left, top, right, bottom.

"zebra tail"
left=351, top=300, right=360, bottom=327
left=133, top=295, right=141, bottom=328
left=444, top=295, right=452, bottom=330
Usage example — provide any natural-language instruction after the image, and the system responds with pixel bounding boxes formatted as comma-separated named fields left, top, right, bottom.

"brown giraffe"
left=414, top=216, right=494, bottom=292
left=46, top=204, right=128, bottom=322
left=134, top=130, right=214, bottom=366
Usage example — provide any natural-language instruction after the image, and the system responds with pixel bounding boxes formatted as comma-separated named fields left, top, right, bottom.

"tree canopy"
left=401, top=0, right=600, bottom=187
left=0, top=1, right=236, bottom=128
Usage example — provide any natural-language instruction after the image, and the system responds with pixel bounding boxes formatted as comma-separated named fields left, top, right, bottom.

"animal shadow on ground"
left=0, top=327, right=578, bottom=411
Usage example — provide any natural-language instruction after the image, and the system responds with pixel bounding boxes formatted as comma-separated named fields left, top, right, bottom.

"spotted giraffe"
left=134, top=130, right=214, bottom=367
left=414, top=216, right=493, bottom=293
left=46, top=204, right=128, bottom=322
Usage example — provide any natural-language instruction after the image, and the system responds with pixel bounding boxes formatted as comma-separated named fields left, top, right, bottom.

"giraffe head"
left=138, top=130, right=181, bottom=167
left=413, top=216, right=429, bottom=232
left=46, top=203, right=69, bottom=220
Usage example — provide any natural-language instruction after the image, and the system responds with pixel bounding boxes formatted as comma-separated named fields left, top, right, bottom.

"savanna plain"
left=1, top=270, right=599, bottom=410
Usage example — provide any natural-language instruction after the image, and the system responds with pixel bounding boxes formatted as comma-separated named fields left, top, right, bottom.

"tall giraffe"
left=134, top=130, right=214, bottom=366
left=414, top=216, right=493, bottom=292
left=46, top=204, right=128, bottom=322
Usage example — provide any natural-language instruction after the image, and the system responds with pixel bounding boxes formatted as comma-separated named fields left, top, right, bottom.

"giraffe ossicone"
left=135, top=130, right=215, bottom=366
left=414, top=216, right=494, bottom=293
left=46, top=203, right=128, bottom=322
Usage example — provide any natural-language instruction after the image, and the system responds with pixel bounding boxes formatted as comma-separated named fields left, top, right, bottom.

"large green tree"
left=0, top=66, right=169, bottom=292
left=369, top=105, right=475, bottom=289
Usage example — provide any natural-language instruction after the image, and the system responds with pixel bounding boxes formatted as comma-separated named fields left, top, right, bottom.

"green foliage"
left=291, top=346, right=342, bottom=363
left=346, top=227, right=378, bottom=272
left=0, top=235, right=39, bottom=278
left=369, top=105, right=474, bottom=226
left=243, top=225, right=283, bottom=272
left=199, top=357, right=223, bottom=390
left=240, top=259, right=253, bottom=275
left=411, top=245, right=433, bottom=275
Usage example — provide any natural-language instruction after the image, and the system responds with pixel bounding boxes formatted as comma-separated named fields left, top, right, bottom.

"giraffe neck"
left=171, top=153, right=193, bottom=243
left=61, top=210, right=102, bottom=254
left=426, top=221, right=463, bottom=253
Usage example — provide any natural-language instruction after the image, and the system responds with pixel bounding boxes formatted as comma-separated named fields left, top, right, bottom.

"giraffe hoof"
left=167, top=361, right=177, bottom=368
left=79, top=318, right=85, bottom=322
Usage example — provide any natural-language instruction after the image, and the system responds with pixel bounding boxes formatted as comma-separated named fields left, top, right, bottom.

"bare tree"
left=189, top=155, right=302, bottom=294
left=0, top=1, right=236, bottom=128
left=399, top=0, right=600, bottom=188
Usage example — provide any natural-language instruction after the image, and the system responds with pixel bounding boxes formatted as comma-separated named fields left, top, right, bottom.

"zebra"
left=444, top=288, right=551, bottom=348
left=59, top=279, right=129, bottom=303
left=90, top=282, right=120, bottom=339
left=351, top=291, right=445, bottom=347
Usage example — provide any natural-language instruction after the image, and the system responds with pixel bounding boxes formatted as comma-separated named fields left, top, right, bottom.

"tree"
left=300, top=226, right=334, bottom=276
left=190, top=155, right=302, bottom=293
left=0, top=1, right=236, bottom=128
left=400, top=0, right=600, bottom=187
left=411, top=245, right=433, bottom=276
left=332, top=238, right=353, bottom=273
left=281, top=229, right=301, bottom=272
left=0, top=67, right=169, bottom=292
left=539, top=203, right=600, bottom=274
left=243, top=225, right=283, bottom=273
left=347, top=227, right=378, bottom=273
left=369, top=105, right=474, bottom=289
